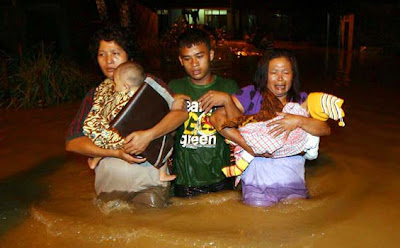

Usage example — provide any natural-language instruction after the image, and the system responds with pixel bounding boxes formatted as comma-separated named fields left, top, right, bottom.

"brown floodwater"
left=1, top=42, right=399, bottom=247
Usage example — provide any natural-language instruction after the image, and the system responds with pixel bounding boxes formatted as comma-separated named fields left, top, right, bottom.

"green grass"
left=2, top=43, right=97, bottom=109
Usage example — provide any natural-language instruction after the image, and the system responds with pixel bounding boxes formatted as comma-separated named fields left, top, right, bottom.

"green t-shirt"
left=168, top=75, right=239, bottom=187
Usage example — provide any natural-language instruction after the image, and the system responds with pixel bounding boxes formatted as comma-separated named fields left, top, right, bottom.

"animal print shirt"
left=82, top=79, right=134, bottom=149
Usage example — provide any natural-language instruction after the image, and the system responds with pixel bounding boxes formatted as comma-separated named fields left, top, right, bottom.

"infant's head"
left=113, top=61, right=145, bottom=92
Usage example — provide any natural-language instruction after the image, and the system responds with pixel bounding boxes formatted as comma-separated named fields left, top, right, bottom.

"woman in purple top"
left=212, top=49, right=331, bottom=206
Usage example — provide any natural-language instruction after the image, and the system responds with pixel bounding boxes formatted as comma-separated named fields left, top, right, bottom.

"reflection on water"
left=334, top=50, right=352, bottom=87
left=0, top=157, right=66, bottom=235
left=1, top=44, right=400, bottom=247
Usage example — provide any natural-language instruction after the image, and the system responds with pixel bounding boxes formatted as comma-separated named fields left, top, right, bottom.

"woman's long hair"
left=253, top=49, right=301, bottom=103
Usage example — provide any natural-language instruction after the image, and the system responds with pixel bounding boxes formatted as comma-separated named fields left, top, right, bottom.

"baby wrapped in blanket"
left=222, top=91, right=345, bottom=177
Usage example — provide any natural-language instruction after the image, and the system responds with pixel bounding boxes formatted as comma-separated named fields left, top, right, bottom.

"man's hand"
left=267, top=112, right=302, bottom=140
left=198, top=90, right=231, bottom=113
left=116, top=149, right=147, bottom=164
left=123, top=130, right=154, bottom=155
left=172, top=94, right=191, bottom=111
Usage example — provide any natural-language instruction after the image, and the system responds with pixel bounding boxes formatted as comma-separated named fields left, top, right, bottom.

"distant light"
left=157, top=9, right=168, bottom=15
left=231, top=47, right=260, bottom=57
left=205, top=9, right=227, bottom=16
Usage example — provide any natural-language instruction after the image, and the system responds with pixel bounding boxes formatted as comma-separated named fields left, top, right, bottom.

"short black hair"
left=178, top=28, right=212, bottom=50
left=253, top=49, right=301, bottom=102
left=115, top=61, right=146, bottom=85
left=89, top=22, right=136, bottom=60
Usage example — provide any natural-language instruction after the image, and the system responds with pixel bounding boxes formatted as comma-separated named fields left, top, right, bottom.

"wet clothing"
left=95, top=158, right=168, bottom=208
left=237, top=102, right=316, bottom=158
left=66, top=74, right=170, bottom=207
left=241, top=156, right=308, bottom=206
left=222, top=102, right=320, bottom=177
left=173, top=178, right=235, bottom=198
left=168, top=76, right=238, bottom=197
left=234, top=85, right=309, bottom=206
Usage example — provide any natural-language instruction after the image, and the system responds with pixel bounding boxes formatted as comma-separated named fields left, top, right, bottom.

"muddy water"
left=1, top=44, right=400, bottom=247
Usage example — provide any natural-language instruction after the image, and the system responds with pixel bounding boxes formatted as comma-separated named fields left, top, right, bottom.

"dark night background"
left=1, top=0, right=399, bottom=62
left=0, top=0, right=399, bottom=107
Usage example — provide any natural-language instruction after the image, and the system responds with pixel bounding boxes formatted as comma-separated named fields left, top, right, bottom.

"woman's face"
left=97, top=40, right=129, bottom=79
left=267, top=57, right=293, bottom=103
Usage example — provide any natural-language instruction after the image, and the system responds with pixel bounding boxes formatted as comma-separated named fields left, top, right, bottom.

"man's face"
left=178, top=42, right=214, bottom=85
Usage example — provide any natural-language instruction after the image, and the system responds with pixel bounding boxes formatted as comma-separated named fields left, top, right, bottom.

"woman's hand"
left=123, top=130, right=154, bottom=155
left=267, top=112, right=303, bottom=140
left=115, top=149, right=147, bottom=164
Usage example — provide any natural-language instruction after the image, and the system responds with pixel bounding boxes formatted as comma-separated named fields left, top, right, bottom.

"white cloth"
left=94, top=157, right=167, bottom=195
left=303, top=134, right=319, bottom=160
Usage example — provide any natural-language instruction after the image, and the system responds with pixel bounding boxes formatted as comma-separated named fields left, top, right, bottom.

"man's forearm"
left=147, top=110, right=188, bottom=140
left=219, top=127, right=255, bottom=155
left=223, top=96, right=243, bottom=119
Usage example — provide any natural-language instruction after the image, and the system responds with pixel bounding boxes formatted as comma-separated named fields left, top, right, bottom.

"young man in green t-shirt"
left=168, top=28, right=240, bottom=197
